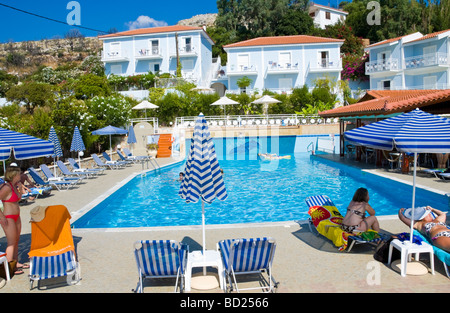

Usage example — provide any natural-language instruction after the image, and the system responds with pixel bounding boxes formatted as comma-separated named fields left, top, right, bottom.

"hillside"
left=0, top=36, right=102, bottom=77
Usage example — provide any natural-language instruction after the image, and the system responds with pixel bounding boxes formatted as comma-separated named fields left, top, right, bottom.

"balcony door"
left=319, top=51, right=329, bottom=67
left=279, top=52, right=291, bottom=68
left=150, top=40, right=159, bottom=55
left=237, top=54, right=250, bottom=71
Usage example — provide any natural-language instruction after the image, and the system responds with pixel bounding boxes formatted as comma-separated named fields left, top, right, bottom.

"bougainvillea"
left=341, top=52, right=369, bottom=82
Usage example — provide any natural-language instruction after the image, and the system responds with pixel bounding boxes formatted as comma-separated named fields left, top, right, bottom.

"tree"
left=274, top=8, right=314, bottom=36
left=6, top=82, right=55, bottom=113
left=74, top=74, right=111, bottom=99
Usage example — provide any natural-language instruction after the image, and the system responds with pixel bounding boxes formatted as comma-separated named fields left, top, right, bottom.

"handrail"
left=307, top=141, right=315, bottom=155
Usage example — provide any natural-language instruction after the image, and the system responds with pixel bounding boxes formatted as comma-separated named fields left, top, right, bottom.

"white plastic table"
left=388, top=239, right=435, bottom=277
left=185, top=250, right=225, bottom=292
left=0, top=252, right=10, bottom=282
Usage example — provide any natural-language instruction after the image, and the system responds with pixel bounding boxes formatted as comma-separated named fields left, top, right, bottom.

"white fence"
left=175, top=114, right=339, bottom=128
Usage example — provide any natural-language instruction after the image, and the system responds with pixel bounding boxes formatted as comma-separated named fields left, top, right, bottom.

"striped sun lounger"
left=217, top=237, right=277, bottom=293
left=133, top=240, right=188, bottom=293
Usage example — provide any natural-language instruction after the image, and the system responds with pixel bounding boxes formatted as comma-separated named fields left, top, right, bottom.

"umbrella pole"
left=109, top=135, right=112, bottom=160
left=409, top=152, right=417, bottom=244
left=202, top=199, right=206, bottom=275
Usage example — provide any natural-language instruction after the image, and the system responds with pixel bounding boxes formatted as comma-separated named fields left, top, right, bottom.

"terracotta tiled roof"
left=319, top=89, right=450, bottom=117
left=223, top=35, right=344, bottom=49
left=366, top=34, right=412, bottom=48
left=98, top=25, right=204, bottom=39
left=406, top=29, right=450, bottom=43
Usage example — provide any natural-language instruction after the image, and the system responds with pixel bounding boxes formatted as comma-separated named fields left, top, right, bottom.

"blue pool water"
left=72, top=136, right=449, bottom=228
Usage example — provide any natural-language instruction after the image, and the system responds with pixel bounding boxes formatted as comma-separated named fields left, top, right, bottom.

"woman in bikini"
left=0, top=166, right=28, bottom=274
left=341, top=187, right=380, bottom=233
left=398, top=206, right=450, bottom=252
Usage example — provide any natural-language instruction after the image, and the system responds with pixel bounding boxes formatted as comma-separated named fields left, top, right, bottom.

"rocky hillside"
left=177, top=13, right=217, bottom=27
left=0, top=36, right=102, bottom=77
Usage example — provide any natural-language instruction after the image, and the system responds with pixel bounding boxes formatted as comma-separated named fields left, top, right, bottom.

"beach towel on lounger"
left=308, top=204, right=379, bottom=251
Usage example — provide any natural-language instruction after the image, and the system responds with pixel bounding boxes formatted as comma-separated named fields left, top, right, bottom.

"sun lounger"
left=123, top=148, right=151, bottom=161
left=29, top=205, right=80, bottom=289
left=68, top=158, right=105, bottom=176
left=28, top=167, right=77, bottom=191
left=217, top=237, right=277, bottom=293
left=413, top=230, right=449, bottom=278
left=437, top=172, right=450, bottom=180
left=92, top=154, right=120, bottom=170
left=305, top=195, right=383, bottom=252
left=102, top=151, right=130, bottom=167
left=57, top=161, right=88, bottom=179
left=133, top=240, right=188, bottom=293
left=116, top=150, right=135, bottom=164
left=40, top=164, right=83, bottom=184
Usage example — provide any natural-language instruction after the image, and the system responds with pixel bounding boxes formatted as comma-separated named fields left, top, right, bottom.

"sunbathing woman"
left=398, top=206, right=450, bottom=252
left=341, top=187, right=380, bottom=233
left=0, top=166, right=28, bottom=274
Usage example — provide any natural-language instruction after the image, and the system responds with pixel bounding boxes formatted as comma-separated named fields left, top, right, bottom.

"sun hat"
left=9, top=163, right=18, bottom=167
left=30, top=205, right=49, bottom=223
left=403, top=206, right=431, bottom=221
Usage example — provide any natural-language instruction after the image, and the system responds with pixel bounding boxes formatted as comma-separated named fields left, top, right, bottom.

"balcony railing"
left=365, top=58, right=399, bottom=74
left=101, top=51, right=129, bottom=62
left=226, top=64, right=258, bottom=76
left=405, top=52, right=449, bottom=69
left=135, top=48, right=162, bottom=59
left=308, top=59, right=342, bottom=72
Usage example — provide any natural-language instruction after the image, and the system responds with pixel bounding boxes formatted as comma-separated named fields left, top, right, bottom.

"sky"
left=0, top=0, right=220, bottom=42
left=0, top=0, right=337, bottom=43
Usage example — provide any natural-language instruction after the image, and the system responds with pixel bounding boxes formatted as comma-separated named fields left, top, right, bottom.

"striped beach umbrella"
left=179, top=113, right=227, bottom=257
left=344, top=108, right=450, bottom=243
left=70, top=126, right=85, bottom=153
left=49, top=126, right=63, bottom=158
left=70, top=126, right=85, bottom=169
left=0, top=127, right=54, bottom=161
left=48, top=126, right=63, bottom=176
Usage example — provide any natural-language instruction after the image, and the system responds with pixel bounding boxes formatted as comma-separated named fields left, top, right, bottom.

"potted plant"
left=146, top=143, right=158, bottom=157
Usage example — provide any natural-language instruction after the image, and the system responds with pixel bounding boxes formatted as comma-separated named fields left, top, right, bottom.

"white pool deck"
left=1, top=154, right=449, bottom=293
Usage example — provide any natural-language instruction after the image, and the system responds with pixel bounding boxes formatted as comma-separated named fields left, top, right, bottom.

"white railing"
left=404, top=52, right=448, bottom=69
left=129, top=117, right=159, bottom=133
left=308, top=59, right=342, bottom=71
left=175, top=114, right=339, bottom=128
left=226, top=64, right=258, bottom=75
left=136, top=48, right=162, bottom=58
left=101, top=50, right=129, bottom=62
left=365, top=58, right=399, bottom=74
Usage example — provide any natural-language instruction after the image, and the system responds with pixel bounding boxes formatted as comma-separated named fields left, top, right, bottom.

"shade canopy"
left=92, top=125, right=128, bottom=136
left=92, top=125, right=128, bottom=159
left=70, top=126, right=86, bottom=153
left=345, top=108, right=450, bottom=153
left=0, top=128, right=54, bottom=161
left=179, top=113, right=227, bottom=257
left=211, top=96, right=239, bottom=106
left=343, top=108, right=450, bottom=245
left=132, top=100, right=159, bottom=110
left=252, top=95, right=281, bottom=115
left=251, top=95, right=281, bottom=105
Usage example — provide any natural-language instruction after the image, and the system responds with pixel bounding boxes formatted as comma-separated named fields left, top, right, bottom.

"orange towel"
left=28, top=205, right=75, bottom=258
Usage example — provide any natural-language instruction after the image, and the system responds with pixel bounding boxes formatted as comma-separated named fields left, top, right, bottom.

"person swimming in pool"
left=398, top=206, right=450, bottom=252
left=0, top=165, right=29, bottom=274
left=258, top=153, right=291, bottom=160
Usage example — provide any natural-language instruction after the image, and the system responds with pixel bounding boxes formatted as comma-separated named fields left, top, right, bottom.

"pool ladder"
left=307, top=141, right=315, bottom=155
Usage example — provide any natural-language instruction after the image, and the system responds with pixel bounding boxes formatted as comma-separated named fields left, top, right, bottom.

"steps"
left=157, top=134, right=172, bottom=158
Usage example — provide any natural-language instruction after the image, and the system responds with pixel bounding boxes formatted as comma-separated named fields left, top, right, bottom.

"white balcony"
left=101, top=51, right=129, bottom=63
left=135, top=48, right=163, bottom=60
left=171, top=45, right=198, bottom=58
left=365, top=58, right=400, bottom=75
left=404, top=52, right=449, bottom=74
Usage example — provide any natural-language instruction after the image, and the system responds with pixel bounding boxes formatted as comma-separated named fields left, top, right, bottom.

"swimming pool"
left=72, top=136, right=449, bottom=228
